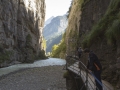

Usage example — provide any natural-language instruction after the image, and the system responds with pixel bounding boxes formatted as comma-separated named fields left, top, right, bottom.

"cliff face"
left=79, top=0, right=120, bottom=88
left=66, top=0, right=120, bottom=89
left=43, top=15, right=68, bottom=40
left=43, top=15, right=68, bottom=52
left=0, top=0, right=45, bottom=67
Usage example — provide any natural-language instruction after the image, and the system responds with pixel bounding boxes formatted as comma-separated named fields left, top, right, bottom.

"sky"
left=45, top=0, right=72, bottom=21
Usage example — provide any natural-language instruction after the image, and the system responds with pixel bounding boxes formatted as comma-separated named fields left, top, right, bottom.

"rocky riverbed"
left=0, top=65, right=67, bottom=90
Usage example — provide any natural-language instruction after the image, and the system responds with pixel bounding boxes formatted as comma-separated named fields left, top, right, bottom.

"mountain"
left=43, top=15, right=68, bottom=40
left=43, top=15, right=68, bottom=52
left=46, top=34, right=62, bottom=52
left=44, top=16, right=54, bottom=27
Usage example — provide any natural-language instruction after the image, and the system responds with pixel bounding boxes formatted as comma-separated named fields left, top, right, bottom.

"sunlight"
left=24, top=0, right=36, bottom=17
left=45, top=0, right=72, bottom=21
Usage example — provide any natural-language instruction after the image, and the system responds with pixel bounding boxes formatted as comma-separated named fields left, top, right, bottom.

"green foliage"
left=82, top=36, right=89, bottom=48
left=68, top=28, right=79, bottom=49
left=78, top=0, right=85, bottom=7
left=26, top=34, right=32, bottom=47
left=78, top=0, right=90, bottom=11
left=46, top=34, right=62, bottom=52
left=69, top=29, right=79, bottom=38
left=82, top=17, right=108, bottom=47
left=36, top=50, right=48, bottom=60
left=46, top=52, right=51, bottom=57
left=51, top=45, right=59, bottom=57
left=106, top=19, right=120, bottom=44
left=42, top=37, right=46, bottom=49
left=82, top=0, right=120, bottom=47
left=26, top=34, right=32, bottom=42
left=63, top=71, right=70, bottom=78
left=83, top=0, right=90, bottom=5
left=0, top=51, right=12, bottom=63
left=106, top=0, right=120, bottom=15
left=0, top=45, right=13, bottom=63
left=51, top=33, right=66, bottom=58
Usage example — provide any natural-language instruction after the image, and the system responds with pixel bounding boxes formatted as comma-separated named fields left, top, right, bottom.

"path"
left=0, top=66, right=66, bottom=90
left=67, top=62, right=114, bottom=90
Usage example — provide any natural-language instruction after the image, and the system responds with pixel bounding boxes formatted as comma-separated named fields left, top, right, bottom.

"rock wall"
left=79, top=0, right=120, bottom=89
left=66, top=0, right=120, bottom=89
left=0, top=0, right=45, bottom=67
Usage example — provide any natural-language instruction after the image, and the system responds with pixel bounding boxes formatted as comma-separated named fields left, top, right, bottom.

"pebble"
left=0, top=65, right=67, bottom=90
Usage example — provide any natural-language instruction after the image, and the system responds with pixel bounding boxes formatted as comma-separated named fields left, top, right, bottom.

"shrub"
left=37, top=50, right=48, bottom=60
left=0, top=50, right=13, bottom=63
left=106, top=19, right=120, bottom=44
left=82, top=0, right=120, bottom=47
left=26, top=34, right=32, bottom=48
left=63, top=71, right=70, bottom=79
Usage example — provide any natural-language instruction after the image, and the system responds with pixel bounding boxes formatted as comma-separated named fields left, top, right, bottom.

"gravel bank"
left=0, top=65, right=67, bottom=90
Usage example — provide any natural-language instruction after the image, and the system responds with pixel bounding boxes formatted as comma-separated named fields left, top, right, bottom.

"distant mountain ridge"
left=43, top=15, right=68, bottom=52
left=44, top=16, right=54, bottom=27
left=43, top=15, right=68, bottom=40
left=46, top=34, right=63, bottom=52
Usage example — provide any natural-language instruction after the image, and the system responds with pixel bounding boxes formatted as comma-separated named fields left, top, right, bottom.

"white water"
left=0, top=58, right=66, bottom=76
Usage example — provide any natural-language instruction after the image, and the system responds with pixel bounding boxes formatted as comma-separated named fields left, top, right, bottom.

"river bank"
left=0, top=65, right=67, bottom=90
left=0, top=58, right=66, bottom=76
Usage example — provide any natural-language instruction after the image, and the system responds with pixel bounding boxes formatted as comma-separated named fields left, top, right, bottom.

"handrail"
left=76, top=58, right=105, bottom=89
left=66, top=56, right=107, bottom=90
left=67, top=57, right=96, bottom=90
left=66, top=57, right=94, bottom=86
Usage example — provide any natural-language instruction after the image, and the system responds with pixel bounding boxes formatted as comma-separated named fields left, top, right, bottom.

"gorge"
left=0, top=0, right=120, bottom=90
left=0, top=0, right=46, bottom=67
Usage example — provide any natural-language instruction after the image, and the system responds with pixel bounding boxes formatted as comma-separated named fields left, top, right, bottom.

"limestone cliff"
left=43, top=15, right=68, bottom=52
left=66, top=0, right=120, bottom=89
left=0, top=0, right=45, bottom=67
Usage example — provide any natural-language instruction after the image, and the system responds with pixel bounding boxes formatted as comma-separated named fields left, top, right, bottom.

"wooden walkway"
left=67, top=62, right=114, bottom=90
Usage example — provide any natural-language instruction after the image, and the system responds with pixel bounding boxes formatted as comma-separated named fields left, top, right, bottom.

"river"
left=0, top=58, right=66, bottom=76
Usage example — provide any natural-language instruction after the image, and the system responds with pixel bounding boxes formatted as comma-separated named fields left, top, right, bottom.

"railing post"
left=86, top=69, right=88, bottom=90
left=65, top=55, right=69, bottom=69
left=79, top=62, right=81, bottom=77
left=66, top=62, right=67, bottom=69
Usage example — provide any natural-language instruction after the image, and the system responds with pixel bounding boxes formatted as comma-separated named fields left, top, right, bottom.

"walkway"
left=66, top=57, right=114, bottom=90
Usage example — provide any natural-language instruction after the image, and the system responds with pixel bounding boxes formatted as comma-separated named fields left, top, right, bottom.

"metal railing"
left=65, top=56, right=110, bottom=90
